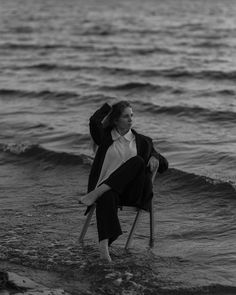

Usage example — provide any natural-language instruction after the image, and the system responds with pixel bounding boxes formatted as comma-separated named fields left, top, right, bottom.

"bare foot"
left=99, top=239, right=112, bottom=262
left=79, top=184, right=111, bottom=206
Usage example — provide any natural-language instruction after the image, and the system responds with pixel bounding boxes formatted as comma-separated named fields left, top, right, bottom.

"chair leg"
left=149, top=201, right=154, bottom=248
left=149, top=168, right=157, bottom=248
left=125, top=210, right=142, bottom=249
left=79, top=204, right=96, bottom=243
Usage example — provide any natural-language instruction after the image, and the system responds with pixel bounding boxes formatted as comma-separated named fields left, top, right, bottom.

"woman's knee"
left=128, top=155, right=145, bottom=169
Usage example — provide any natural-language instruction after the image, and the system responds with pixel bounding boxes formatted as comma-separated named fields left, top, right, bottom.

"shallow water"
left=1, top=0, right=236, bottom=294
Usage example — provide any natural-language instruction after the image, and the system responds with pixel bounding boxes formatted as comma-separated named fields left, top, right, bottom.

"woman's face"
left=115, top=107, right=133, bottom=132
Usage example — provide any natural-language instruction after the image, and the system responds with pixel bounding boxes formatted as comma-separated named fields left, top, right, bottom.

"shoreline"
left=0, top=247, right=163, bottom=295
left=0, top=261, right=90, bottom=295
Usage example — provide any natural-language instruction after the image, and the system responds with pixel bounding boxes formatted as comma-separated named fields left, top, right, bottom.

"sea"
left=0, top=0, right=236, bottom=294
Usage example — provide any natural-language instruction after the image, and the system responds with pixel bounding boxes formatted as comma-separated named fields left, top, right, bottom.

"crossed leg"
left=80, top=156, right=145, bottom=262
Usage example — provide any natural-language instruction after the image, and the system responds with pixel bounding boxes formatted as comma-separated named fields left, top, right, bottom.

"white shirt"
left=96, top=129, right=137, bottom=187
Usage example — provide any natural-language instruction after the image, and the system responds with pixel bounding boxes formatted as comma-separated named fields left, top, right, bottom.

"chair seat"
left=118, top=206, right=140, bottom=212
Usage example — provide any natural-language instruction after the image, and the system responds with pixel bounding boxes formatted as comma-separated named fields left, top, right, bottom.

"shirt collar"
left=111, top=129, right=134, bottom=142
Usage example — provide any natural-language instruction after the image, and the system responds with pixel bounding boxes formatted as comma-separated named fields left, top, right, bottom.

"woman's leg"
left=99, top=239, right=111, bottom=262
left=119, top=169, right=153, bottom=210
left=104, top=156, right=145, bottom=200
left=96, top=190, right=122, bottom=242
left=80, top=156, right=145, bottom=206
left=82, top=156, right=146, bottom=261
left=96, top=190, right=121, bottom=261
left=96, top=157, right=146, bottom=247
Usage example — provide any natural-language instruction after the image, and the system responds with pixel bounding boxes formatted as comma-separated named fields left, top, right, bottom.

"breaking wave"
left=0, top=143, right=93, bottom=166
left=1, top=143, right=235, bottom=197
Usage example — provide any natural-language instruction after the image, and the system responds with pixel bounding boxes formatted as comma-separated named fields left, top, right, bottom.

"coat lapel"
left=132, top=129, right=142, bottom=157
left=132, top=129, right=152, bottom=165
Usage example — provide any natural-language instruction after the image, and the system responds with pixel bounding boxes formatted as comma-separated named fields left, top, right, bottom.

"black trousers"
left=96, top=156, right=152, bottom=245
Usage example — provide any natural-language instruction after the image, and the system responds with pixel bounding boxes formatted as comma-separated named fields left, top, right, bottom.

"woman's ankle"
left=97, top=184, right=111, bottom=196
left=99, top=239, right=112, bottom=262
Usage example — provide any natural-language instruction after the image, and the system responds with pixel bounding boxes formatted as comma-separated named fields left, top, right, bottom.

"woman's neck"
left=116, top=127, right=130, bottom=136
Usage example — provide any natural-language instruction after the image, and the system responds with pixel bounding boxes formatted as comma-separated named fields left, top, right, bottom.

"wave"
left=134, top=101, right=236, bottom=124
left=0, top=87, right=235, bottom=124
left=3, top=63, right=147, bottom=74
left=1, top=142, right=235, bottom=196
left=8, top=63, right=84, bottom=72
left=152, top=68, right=236, bottom=81
left=99, top=66, right=236, bottom=81
left=0, top=143, right=93, bottom=166
left=1, top=87, right=234, bottom=124
left=101, top=82, right=178, bottom=93
left=0, top=42, right=174, bottom=56
left=0, top=89, right=115, bottom=105
left=201, top=89, right=236, bottom=97
left=0, top=89, right=78, bottom=100
left=0, top=43, right=62, bottom=50
left=1, top=41, right=171, bottom=56
left=127, top=47, right=175, bottom=55
left=166, top=22, right=206, bottom=32
left=131, top=68, right=236, bottom=81
left=77, top=24, right=178, bottom=37
left=160, top=168, right=236, bottom=199
left=9, top=26, right=35, bottom=34
left=194, top=41, right=230, bottom=48
left=4, top=60, right=236, bottom=81
left=0, top=42, right=88, bottom=50
left=16, top=63, right=96, bottom=72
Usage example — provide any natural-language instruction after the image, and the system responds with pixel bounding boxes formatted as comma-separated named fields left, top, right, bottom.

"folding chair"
left=79, top=167, right=158, bottom=249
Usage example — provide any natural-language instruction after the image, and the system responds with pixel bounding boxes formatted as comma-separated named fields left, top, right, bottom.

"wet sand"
left=0, top=267, right=76, bottom=295
left=1, top=249, right=164, bottom=295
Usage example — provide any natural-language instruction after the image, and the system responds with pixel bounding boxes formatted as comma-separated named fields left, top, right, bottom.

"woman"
left=80, top=101, right=168, bottom=262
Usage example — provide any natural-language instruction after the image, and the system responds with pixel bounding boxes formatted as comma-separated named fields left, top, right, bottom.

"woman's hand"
left=147, top=156, right=159, bottom=172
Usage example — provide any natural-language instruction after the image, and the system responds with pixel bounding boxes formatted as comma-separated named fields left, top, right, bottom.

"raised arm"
left=89, top=103, right=112, bottom=146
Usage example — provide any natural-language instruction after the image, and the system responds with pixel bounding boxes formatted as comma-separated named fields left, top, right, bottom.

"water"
left=0, top=0, right=236, bottom=294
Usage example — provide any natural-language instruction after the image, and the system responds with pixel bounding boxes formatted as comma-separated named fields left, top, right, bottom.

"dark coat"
left=86, top=103, right=168, bottom=211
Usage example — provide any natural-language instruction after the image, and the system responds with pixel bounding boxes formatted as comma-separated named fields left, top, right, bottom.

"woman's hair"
left=104, top=100, right=131, bottom=129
